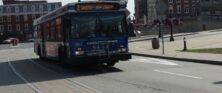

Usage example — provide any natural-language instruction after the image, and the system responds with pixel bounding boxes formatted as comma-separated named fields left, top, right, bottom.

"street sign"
left=156, top=0, right=167, bottom=16
left=155, top=0, right=167, bottom=55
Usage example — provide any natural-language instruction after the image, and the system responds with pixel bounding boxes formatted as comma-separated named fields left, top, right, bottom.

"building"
left=199, top=0, right=222, bottom=30
left=0, top=0, right=61, bottom=41
left=3, top=0, right=47, bottom=5
left=166, top=0, right=200, bottom=19
left=134, top=0, right=157, bottom=24
left=200, top=0, right=222, bottom=20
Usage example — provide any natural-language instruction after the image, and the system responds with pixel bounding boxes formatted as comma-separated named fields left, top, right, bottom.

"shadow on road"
left=0, top=58, right=123, bottom=86
left=213, top=81, right=222, bottom=84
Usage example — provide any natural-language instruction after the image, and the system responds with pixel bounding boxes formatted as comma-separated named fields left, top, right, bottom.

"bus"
left=33, top=1, right=132, bottom=67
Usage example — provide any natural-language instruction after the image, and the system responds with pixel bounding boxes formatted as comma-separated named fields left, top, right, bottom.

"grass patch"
left=185, top=48, right=222, bottom=54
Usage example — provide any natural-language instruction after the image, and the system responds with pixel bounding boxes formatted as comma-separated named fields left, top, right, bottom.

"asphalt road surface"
left=0, top=43, right=222, bottom=93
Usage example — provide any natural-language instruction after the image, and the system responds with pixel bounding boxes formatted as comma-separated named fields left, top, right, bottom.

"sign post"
left=156, top=0, right=167, bottom=55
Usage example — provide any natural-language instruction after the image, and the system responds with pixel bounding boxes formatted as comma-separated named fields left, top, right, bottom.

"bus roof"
left=34, top=1, right=128, bottom=26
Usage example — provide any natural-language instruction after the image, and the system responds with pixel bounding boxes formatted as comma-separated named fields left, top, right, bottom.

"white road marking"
left=28, top=59, right=103, bottom=93
left=154, top=70, right=203, bottom=79
left=130, top=57, right=179, bottom=66
left=8, top=58, right=43, bottom=93
left=15, top=47, right=103, bottom=93
left=135, top=46, right=141, bottom=49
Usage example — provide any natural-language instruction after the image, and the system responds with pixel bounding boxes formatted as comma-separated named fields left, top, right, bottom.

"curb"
left=131, top=53, right=222, bottom=66
left=129, top=33, right=197, bottom=42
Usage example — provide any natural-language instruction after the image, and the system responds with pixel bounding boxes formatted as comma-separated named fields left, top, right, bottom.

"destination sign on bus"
left=76, top=3, right=119, bottom=11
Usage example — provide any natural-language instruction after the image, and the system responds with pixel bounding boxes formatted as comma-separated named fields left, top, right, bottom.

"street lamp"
left=0, top=32, right=3, bottom=43
left=158, top=22, right=161, bottom=37
left=166, top=18, right=176, bottom=41
left=169, top=21, right=174, bottom=41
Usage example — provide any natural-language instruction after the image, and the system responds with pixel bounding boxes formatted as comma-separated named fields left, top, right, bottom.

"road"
left=0, top=43, right=222, bottom=93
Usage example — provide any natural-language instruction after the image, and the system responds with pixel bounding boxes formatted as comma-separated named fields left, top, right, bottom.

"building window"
left=168, top=0, right=173, bottom=3
left=15, top=6, right=20, bottom=13
left=7, top=7, right=11, bottom=13
left=8, top=25, right=12, bottom=31
left=0, top=7, right=3, bottom=13
left=176, top=0, right=181, bottom=3
left=55, top=4, right=60, bottom=9
left=16, top=15, right=20, bottom=22
left=23, top=6, right=27, bottom=12
left=192, top=7, right=196, bottom=13
left=32, top=14, right=36, bottom=20
left=39, top=5, right=44, bottom=11
left=31, top=5, right=36, bottom=12
left=47, top=4, right=51, bottom=11
left=169, top=5, right=173, bottom=15
left=0, top=17, right=3, bottom=23
left=7, top=16, right=11, bottom=22
left=25, top=24, right=29, bottom=31
left=177, top=5, right=181, bottom=14
left=0, top=25, right=3, bottom=32
left=184, top=0, right=189, bottom=3
left=16, top=24, right=20, bottom=31
left=24, top=15, right=28, bottom=21
left=185, top=8, right=189, bottom=13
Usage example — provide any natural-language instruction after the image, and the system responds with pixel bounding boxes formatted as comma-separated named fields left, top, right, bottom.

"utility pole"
left=170, top=22, right=174, bottom=41
left=158, top=22, right=161, bottom=37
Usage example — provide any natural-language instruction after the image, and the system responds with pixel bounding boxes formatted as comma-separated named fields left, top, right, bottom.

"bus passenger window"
left=56, top=18, right=62, bottom=41
left=51, top=21, right=55, bottom=41
left=46, top=23, right=50, bottom=40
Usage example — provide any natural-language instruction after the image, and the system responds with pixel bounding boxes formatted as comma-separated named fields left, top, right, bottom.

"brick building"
left=3, top=0, right=47, bottom=5
left=135, top=0, right=157, bottom=24
left=200, top=0, right=222, bottom=20
left=166, top=0, right=200, bottom=18
left=0, top=0, right=61, bottom=42
left=134, top=0, right=201, bottom=24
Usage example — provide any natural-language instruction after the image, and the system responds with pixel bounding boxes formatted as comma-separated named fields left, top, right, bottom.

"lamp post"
left=0, top=32, right=3, bottom=43
left=170, top=21, right=174, bottom=41
left=158, top=22, right=161, bottom=37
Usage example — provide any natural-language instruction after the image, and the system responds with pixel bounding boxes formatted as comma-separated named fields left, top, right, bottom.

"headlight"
left=75, top=51, right=84, bottom=55
left=75, top=48, right=84, bottom=55
left=118, top=48, right=127, bottom=52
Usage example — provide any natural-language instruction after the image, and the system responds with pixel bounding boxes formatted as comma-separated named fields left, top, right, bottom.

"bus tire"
left=58, top=46, right=70, bottom=68
left=106, top=60, right=117, bottom=67
left=38, top=45, right=44, bottom=59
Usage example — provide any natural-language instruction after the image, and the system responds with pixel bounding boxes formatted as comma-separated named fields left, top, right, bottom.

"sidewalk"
left=129, top=32, right=197, bottom=42
left=129, top=30, right=222, bottom=65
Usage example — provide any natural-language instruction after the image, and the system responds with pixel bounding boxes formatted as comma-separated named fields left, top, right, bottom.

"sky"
left=0, top=0, right=135, bottom=15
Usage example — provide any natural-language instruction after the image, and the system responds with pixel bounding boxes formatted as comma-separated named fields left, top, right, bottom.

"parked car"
left=2, top=38, right=19, bottom=45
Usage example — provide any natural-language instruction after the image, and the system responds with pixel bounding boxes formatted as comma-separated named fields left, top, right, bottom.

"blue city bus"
left=33, top=1, right=132, bottom=67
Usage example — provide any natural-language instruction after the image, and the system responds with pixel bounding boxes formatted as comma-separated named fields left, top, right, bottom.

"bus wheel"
left=58, top=46, right=70, bottom=68
left=38, top=46, right=44, bottom=59
left=106, top=61, right=117, bottom=67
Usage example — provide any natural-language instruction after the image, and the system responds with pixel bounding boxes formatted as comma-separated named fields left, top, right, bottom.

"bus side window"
left=37, top=26, right=41, bottom=38
left=50, top=21, right=56, bottom=41
left=56, top=18, right=62, bottom=41
left=43, top=23, right=49, bottom=41
left=46, top=23, right=50, bottom=41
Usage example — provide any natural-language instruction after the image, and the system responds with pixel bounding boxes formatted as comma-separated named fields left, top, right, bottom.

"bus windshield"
left=71, top=13, right=126, bottom=38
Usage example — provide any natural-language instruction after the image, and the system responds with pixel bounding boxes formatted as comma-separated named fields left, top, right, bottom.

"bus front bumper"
left=70, top=53, right=132, bottom=64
